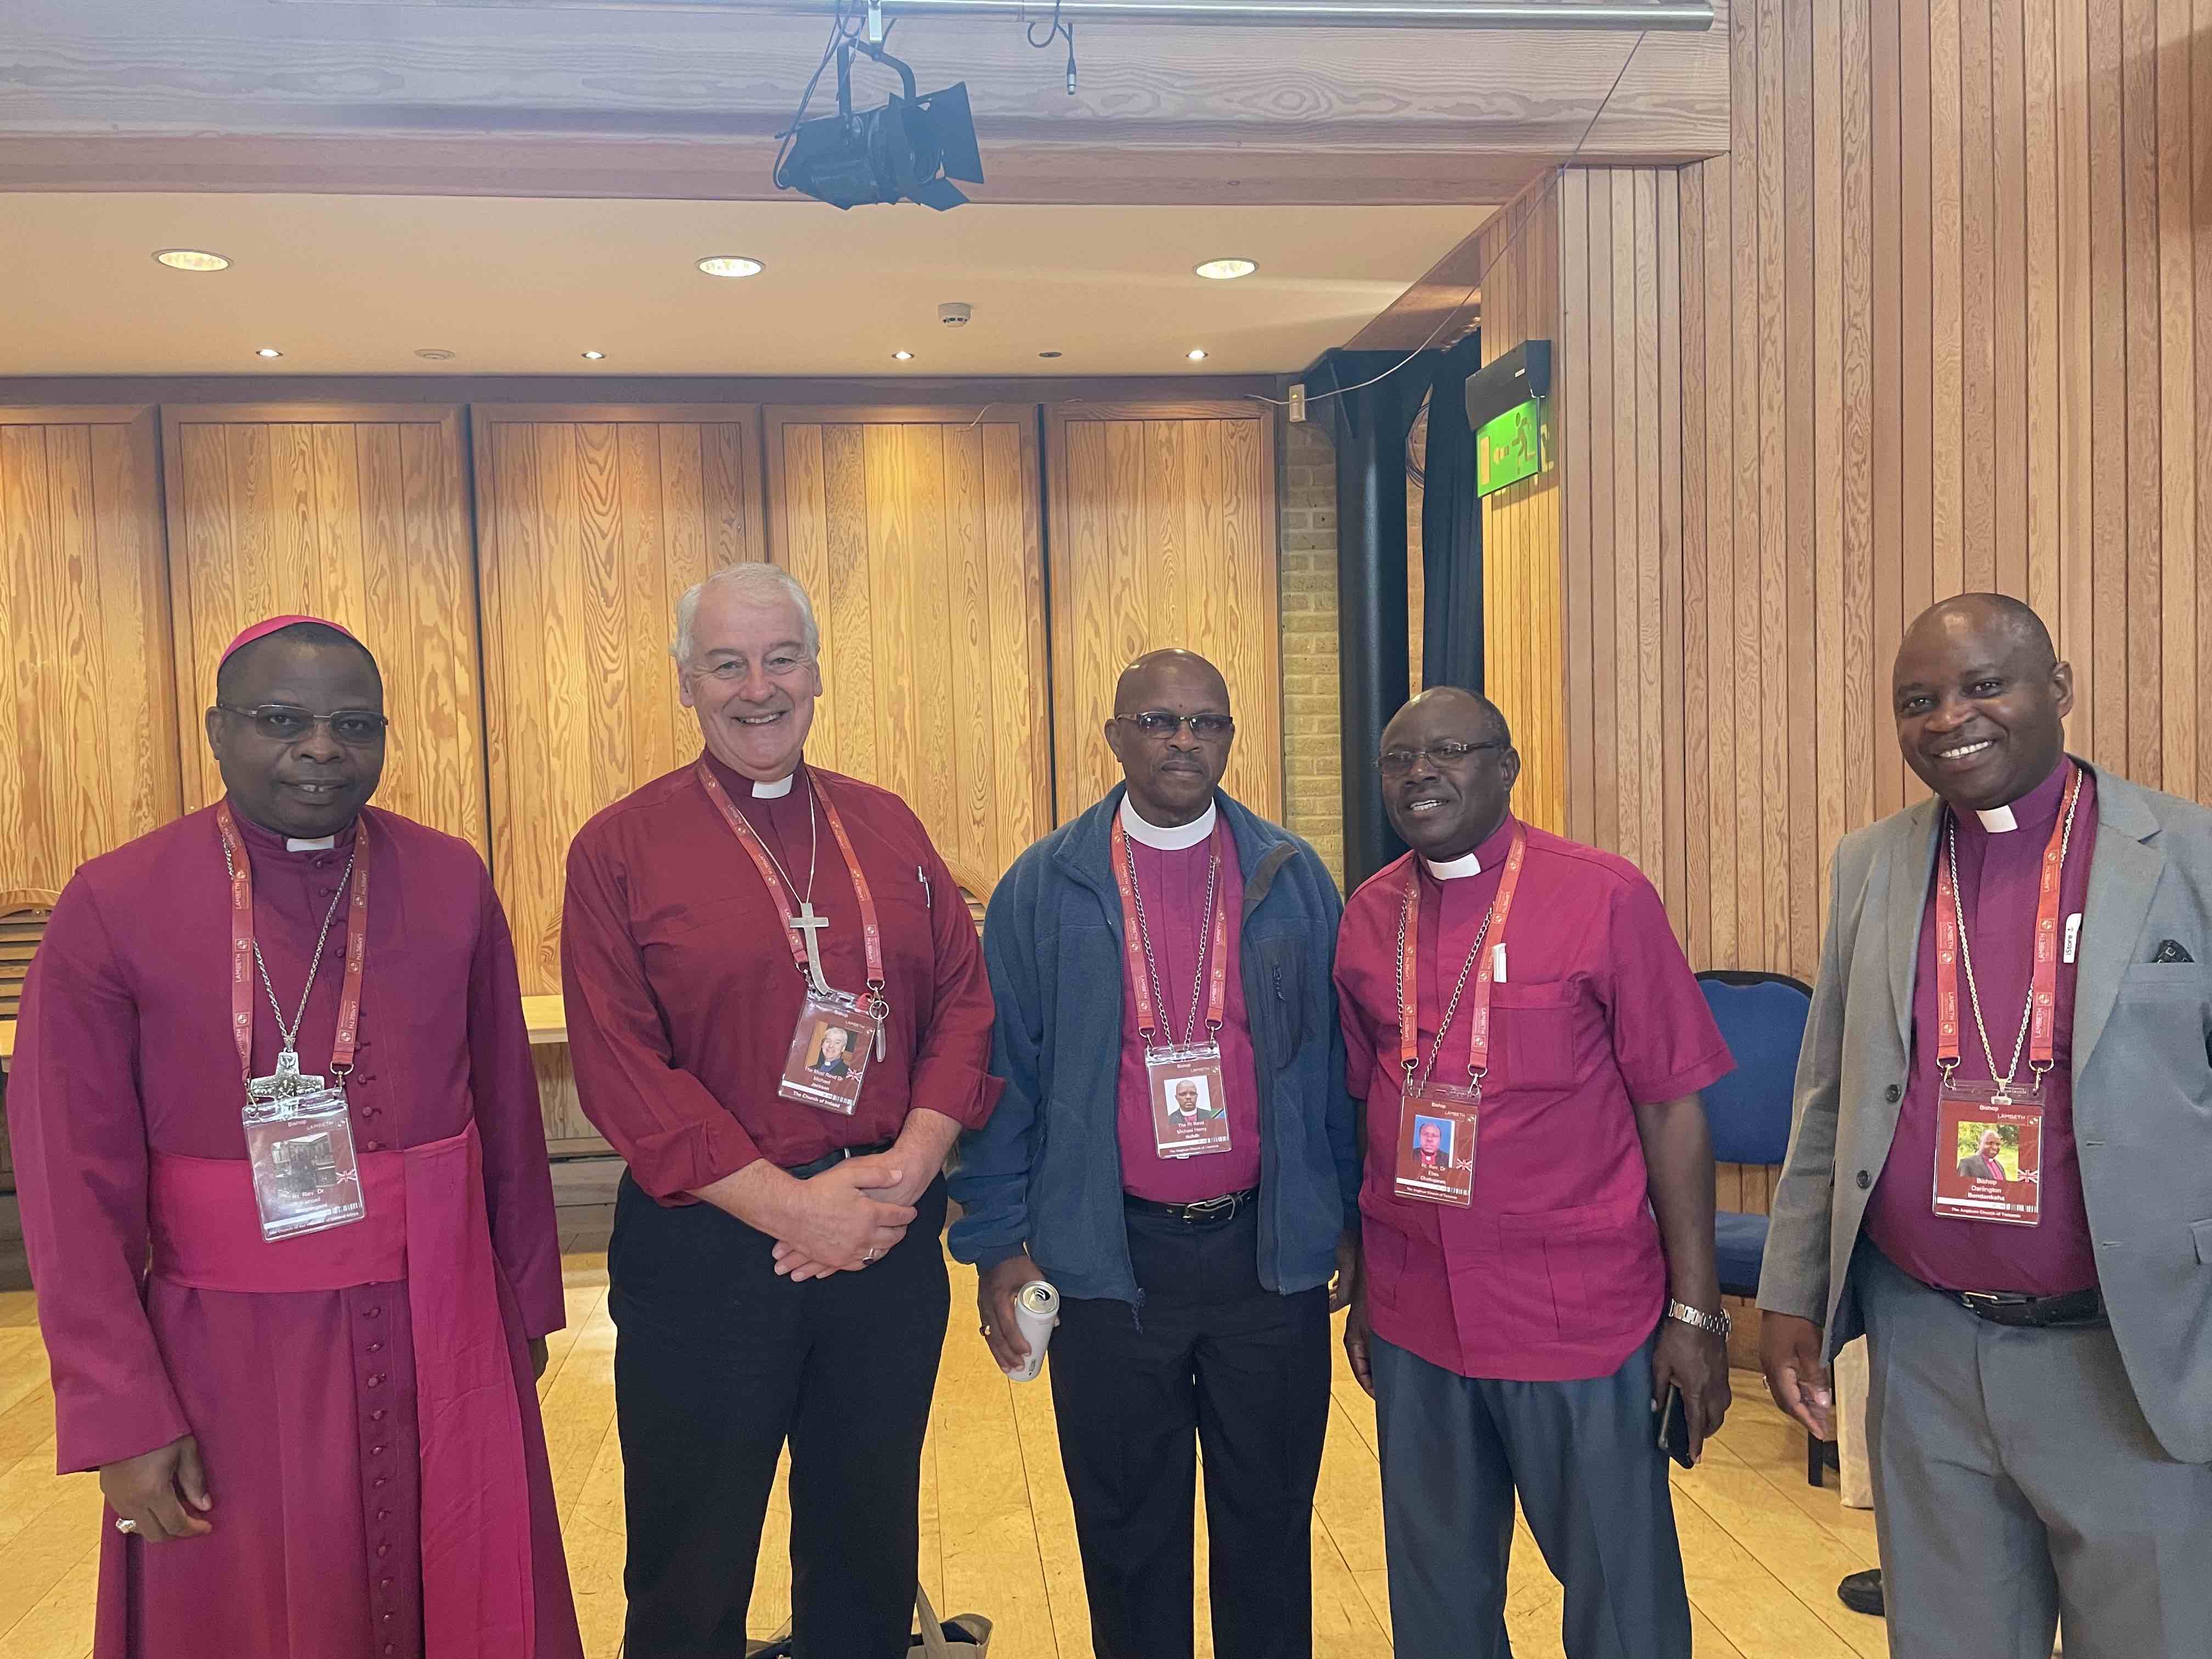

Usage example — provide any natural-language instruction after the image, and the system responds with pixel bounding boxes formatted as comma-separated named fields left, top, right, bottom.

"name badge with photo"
left=1147, top=1043, right=1232, bottom=1159
left=242, top=1086, right=367, bottom=1242
left=1931, top=1080, right=2044, bottom=1227
left=1394, top=1084, right=1478, bottom=1207
left=780, top=987, right=878, bottom=1115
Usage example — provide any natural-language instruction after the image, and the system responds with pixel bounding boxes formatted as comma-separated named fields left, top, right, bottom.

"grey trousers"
left=1859, top=1247, right=2212, bottom=1659
left=1371, top=1332, right=1690, bottom=1659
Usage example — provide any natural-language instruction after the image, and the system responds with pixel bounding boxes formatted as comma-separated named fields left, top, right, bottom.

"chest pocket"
left=1249, top=936, right=1308, bottom=1068
left=1489, top=981, right=1583, bottom=1093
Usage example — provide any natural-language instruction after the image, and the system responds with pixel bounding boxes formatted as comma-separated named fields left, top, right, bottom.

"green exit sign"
left=1474, top=398, right=1551, bottom=497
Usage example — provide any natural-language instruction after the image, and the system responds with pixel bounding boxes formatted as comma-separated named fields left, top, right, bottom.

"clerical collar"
left=1957, top=757, right=2071, bottom=838
left=287, top=835, right=336, bottom=851
left=751, top=771, right=796, bottom=799
left=1120, top=794, right=1217, bottom=850
left=227, top=804, right=357, bottom=856
left=1421, top=814, right=1519, bottom=882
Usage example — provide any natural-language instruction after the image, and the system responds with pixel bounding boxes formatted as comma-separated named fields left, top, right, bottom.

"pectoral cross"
left=249, top=1048, right=325, bottom=1105
left=788, top=902, right=832, bottom=994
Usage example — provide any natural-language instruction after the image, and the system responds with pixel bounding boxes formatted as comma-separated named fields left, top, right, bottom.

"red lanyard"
left=1397, top=828, right=1528, bottom=1088
left=1933, top=762, right=2081, bottom=1084
left=1110, top=816, right=1229, bottom=1047
left=696, top=763, right=887, bottom=1000
left=217, top=802, right=371, bottom=1089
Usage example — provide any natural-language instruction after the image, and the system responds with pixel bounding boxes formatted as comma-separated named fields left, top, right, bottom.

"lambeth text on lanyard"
left=1391, top=829, right=1528, bottom=1207
left=1109, top=816, right=1234, bottom=1160
left=696, top=764, right=890, bottom=1115
left=217, top=802, right=371, bottom=1242
left=1927, top=761, right=2083, bottom=1228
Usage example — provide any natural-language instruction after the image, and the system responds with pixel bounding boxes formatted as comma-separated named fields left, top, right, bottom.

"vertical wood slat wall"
left=766, top=407, right=1052, bottom=891
left=1555, top=0, right=2210, bottom=993
left=1046, top=401, right=1284, bottom=822
left=163, top=405, right=487, bottom=854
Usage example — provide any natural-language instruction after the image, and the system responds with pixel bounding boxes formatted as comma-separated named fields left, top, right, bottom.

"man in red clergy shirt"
left=9, top=617, right=580, bottom=1659
left=1335, top=687, right=1734, bottom=1659
left=561, top=562, right=1000, bottom=1659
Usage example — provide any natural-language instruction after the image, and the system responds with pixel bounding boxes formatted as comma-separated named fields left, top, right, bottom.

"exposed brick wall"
left=1274, top=408, right=1430, bottom=893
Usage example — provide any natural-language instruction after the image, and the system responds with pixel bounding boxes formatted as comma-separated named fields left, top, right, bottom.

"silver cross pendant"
left=248, top=1048, right=326, bottom=1106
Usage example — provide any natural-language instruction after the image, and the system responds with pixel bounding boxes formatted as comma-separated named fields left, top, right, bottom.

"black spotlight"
left=776, top=42, right=984, bottom=211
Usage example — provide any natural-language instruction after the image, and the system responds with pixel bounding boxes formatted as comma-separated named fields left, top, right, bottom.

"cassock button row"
left=368, top=1341, right=384, bottom=1353
left=374, top=1476, right=390, bottom=1488
left=364, top=1141, right=383, bottom=1152
left=377, top=1544, right=391, bottom=1558
left=376, top=1510, right=390, bottom=1522
left=369, top=1374, right=386, bottom=1387
left=364, top=1307, right=382, bottom=1319
left=372, top=1444, right=387, bottom=1457
left=371, top=1409, right=386, bottom=1421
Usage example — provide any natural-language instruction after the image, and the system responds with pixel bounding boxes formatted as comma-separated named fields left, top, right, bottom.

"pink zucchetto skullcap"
left=217, top=614, right=359, bottom=666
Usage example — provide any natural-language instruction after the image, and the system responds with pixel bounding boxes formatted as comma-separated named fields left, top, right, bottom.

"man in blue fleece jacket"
left=950, top=648, right=1359, bottom=1659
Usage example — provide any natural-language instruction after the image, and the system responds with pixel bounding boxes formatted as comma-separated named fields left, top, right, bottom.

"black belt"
left=1956, top=1285, right=2107, bottom=1329
left=1123, top=1187, right=1259, bottom=1227
left=783, top=1140, right=896, bottom=1181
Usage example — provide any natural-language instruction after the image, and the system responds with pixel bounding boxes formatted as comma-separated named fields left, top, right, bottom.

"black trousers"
left=1048, top=1201, right=1333, bottom=1659
left=607, top=1171, right=950, bottom=1659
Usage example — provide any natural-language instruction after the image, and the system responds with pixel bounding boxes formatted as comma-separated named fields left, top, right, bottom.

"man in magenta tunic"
left=8, top=617, right=580, bottom=1659
left=561, top=563, right=999, bottom=1657
left=1335, top=688, right=1734, bottom=1659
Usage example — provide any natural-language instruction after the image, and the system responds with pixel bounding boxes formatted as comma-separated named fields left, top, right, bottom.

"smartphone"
left=1655, top=1384, right=1695, bottom=1470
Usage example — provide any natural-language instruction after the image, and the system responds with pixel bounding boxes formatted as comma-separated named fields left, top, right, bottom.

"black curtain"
left=1418, top=332, right=1486, bottom=694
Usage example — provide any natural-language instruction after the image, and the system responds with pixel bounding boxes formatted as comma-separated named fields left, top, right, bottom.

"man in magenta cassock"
left=8, top=616, right=582, bottom=1659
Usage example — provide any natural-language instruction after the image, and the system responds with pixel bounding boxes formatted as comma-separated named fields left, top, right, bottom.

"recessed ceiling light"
left=891, top=350, right=915, bottom=362
left=154, top=249, right=230, bottom=272
left=697, top=255, right=765, bottom=279
left=1186, top=348, right=1210, bottom=362
left=581, top=350, right=607, bottom=360
left=255, top=347, right=284, bottom=359
left=414, top=347, right=457, bottom=361
left=1194, top=257, right=1257, bottom=281
left=1038, top=350, right=1064, bottom=360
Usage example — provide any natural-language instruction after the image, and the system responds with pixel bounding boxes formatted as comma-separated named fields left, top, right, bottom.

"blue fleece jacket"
left=947, top=786, right=1359, bottom=1305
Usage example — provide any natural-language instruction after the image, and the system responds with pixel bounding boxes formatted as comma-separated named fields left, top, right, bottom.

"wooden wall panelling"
left=763, top=405, right=1051, bottom=890
left=161, top=404, right=486, bottom=852
left=0, top=404, right=174, bottom=1190
left=471, top=404, right=765, bottom=1153
left=1554, top=0, right=2209, bottom=997
left=0, top=406, right=178, bottom=892
left=1046, top=400, right=1282, bottom=825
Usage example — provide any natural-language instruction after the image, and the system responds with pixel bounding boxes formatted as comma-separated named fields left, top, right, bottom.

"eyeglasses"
left=1115, top=711, right=1235, bottom=741
left=217, top=703, right=390, bottom=747
left=1378, top=740, right=1505, bottom=777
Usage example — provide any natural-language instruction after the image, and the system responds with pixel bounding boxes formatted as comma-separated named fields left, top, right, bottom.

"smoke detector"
left=937, top=302, right=973, bottom=327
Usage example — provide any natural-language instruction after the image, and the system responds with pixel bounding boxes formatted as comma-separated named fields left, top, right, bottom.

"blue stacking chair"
left=1694, top=970, right=1823, bottom=1480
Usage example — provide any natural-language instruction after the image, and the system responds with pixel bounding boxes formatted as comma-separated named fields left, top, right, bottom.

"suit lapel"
left=1886, top=801, right=1941, bottom=1054
left=2072, top=771, right=2165, bottom=1077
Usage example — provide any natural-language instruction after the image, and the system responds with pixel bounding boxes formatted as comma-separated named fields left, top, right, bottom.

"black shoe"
left=1838, top=1568, right=1884, bottom=1618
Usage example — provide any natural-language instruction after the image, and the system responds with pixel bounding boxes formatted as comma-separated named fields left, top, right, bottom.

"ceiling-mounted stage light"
left=775, top=40, right=984, bottom=211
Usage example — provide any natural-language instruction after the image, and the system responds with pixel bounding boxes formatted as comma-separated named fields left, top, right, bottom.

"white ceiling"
left=1, top=193, right=1492, bottom=377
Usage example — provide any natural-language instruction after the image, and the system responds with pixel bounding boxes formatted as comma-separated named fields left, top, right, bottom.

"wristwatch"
left=1667, top=1299, right=1733, bottom=1338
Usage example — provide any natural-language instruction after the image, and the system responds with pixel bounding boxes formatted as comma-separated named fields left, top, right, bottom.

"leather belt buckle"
left=1177, top=1193, right=1238, bottom=1225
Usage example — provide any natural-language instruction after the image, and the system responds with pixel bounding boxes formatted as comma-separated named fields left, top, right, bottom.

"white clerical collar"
left=1423, top=851, right=1483, bottom=880
left=751, top=772, right=796, bottom=799
left=1974, top=803, right=2018, bottom=833
left=286, top=834, right=336, bottom=851
left=1120, top=794, right=1217, bottom=850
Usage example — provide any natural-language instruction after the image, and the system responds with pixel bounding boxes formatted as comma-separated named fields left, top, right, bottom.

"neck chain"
left=221, top=833, right=359, bottom=1057
left=1126, top=838, right=1222, bottom=1047
left=1944, top=779, right=2083, bottom=1088
left=734, top=775, right=820, bottom=907
left=1395, top=883, right=1501, bottom=1089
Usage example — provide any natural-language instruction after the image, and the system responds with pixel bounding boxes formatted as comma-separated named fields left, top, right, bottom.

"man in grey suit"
left=1758, top=594, right=2211, bottom=1659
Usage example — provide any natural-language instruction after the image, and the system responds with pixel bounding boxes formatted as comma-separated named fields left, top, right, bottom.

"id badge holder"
left=1931, top=1074, right=2045, bottom=1227
left=1147, top=1042, right=1232, bottom=1159
left=780, top=986, right=877, bottom=1114
left=242, top=1087, right=367, bottom=1242
left=1395, top=1081, right=1479, bottom=1207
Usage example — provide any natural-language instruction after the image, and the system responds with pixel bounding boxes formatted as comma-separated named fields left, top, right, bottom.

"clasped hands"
left=769, top=1152, right=924, bottom=1282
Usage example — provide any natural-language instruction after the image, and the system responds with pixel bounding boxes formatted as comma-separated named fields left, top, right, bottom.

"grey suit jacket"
left=1758, top=762, right=2212, bottom=1463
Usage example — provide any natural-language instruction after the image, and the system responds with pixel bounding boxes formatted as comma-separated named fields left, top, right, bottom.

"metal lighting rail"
left=741, top=0, right=1710, bottom=25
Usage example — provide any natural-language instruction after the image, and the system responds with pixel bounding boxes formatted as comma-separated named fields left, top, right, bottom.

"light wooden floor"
left=0, top=1249, right=1886, bottom=1659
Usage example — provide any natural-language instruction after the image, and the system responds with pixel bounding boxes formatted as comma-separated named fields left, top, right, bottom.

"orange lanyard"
left=1396, top=828, right=1527, bottom=1091
left=1933, top=762, right=2081, bottom=1086
left=1109, top=817, right=1229, bottom=1048
left=696, top=764, right=887, bottom=1003
left=217, top=802, right=370, bottom=1090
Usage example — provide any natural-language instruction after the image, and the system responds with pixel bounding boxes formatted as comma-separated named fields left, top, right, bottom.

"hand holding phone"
left=1655, top=1384, right=1695, bottom=1470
